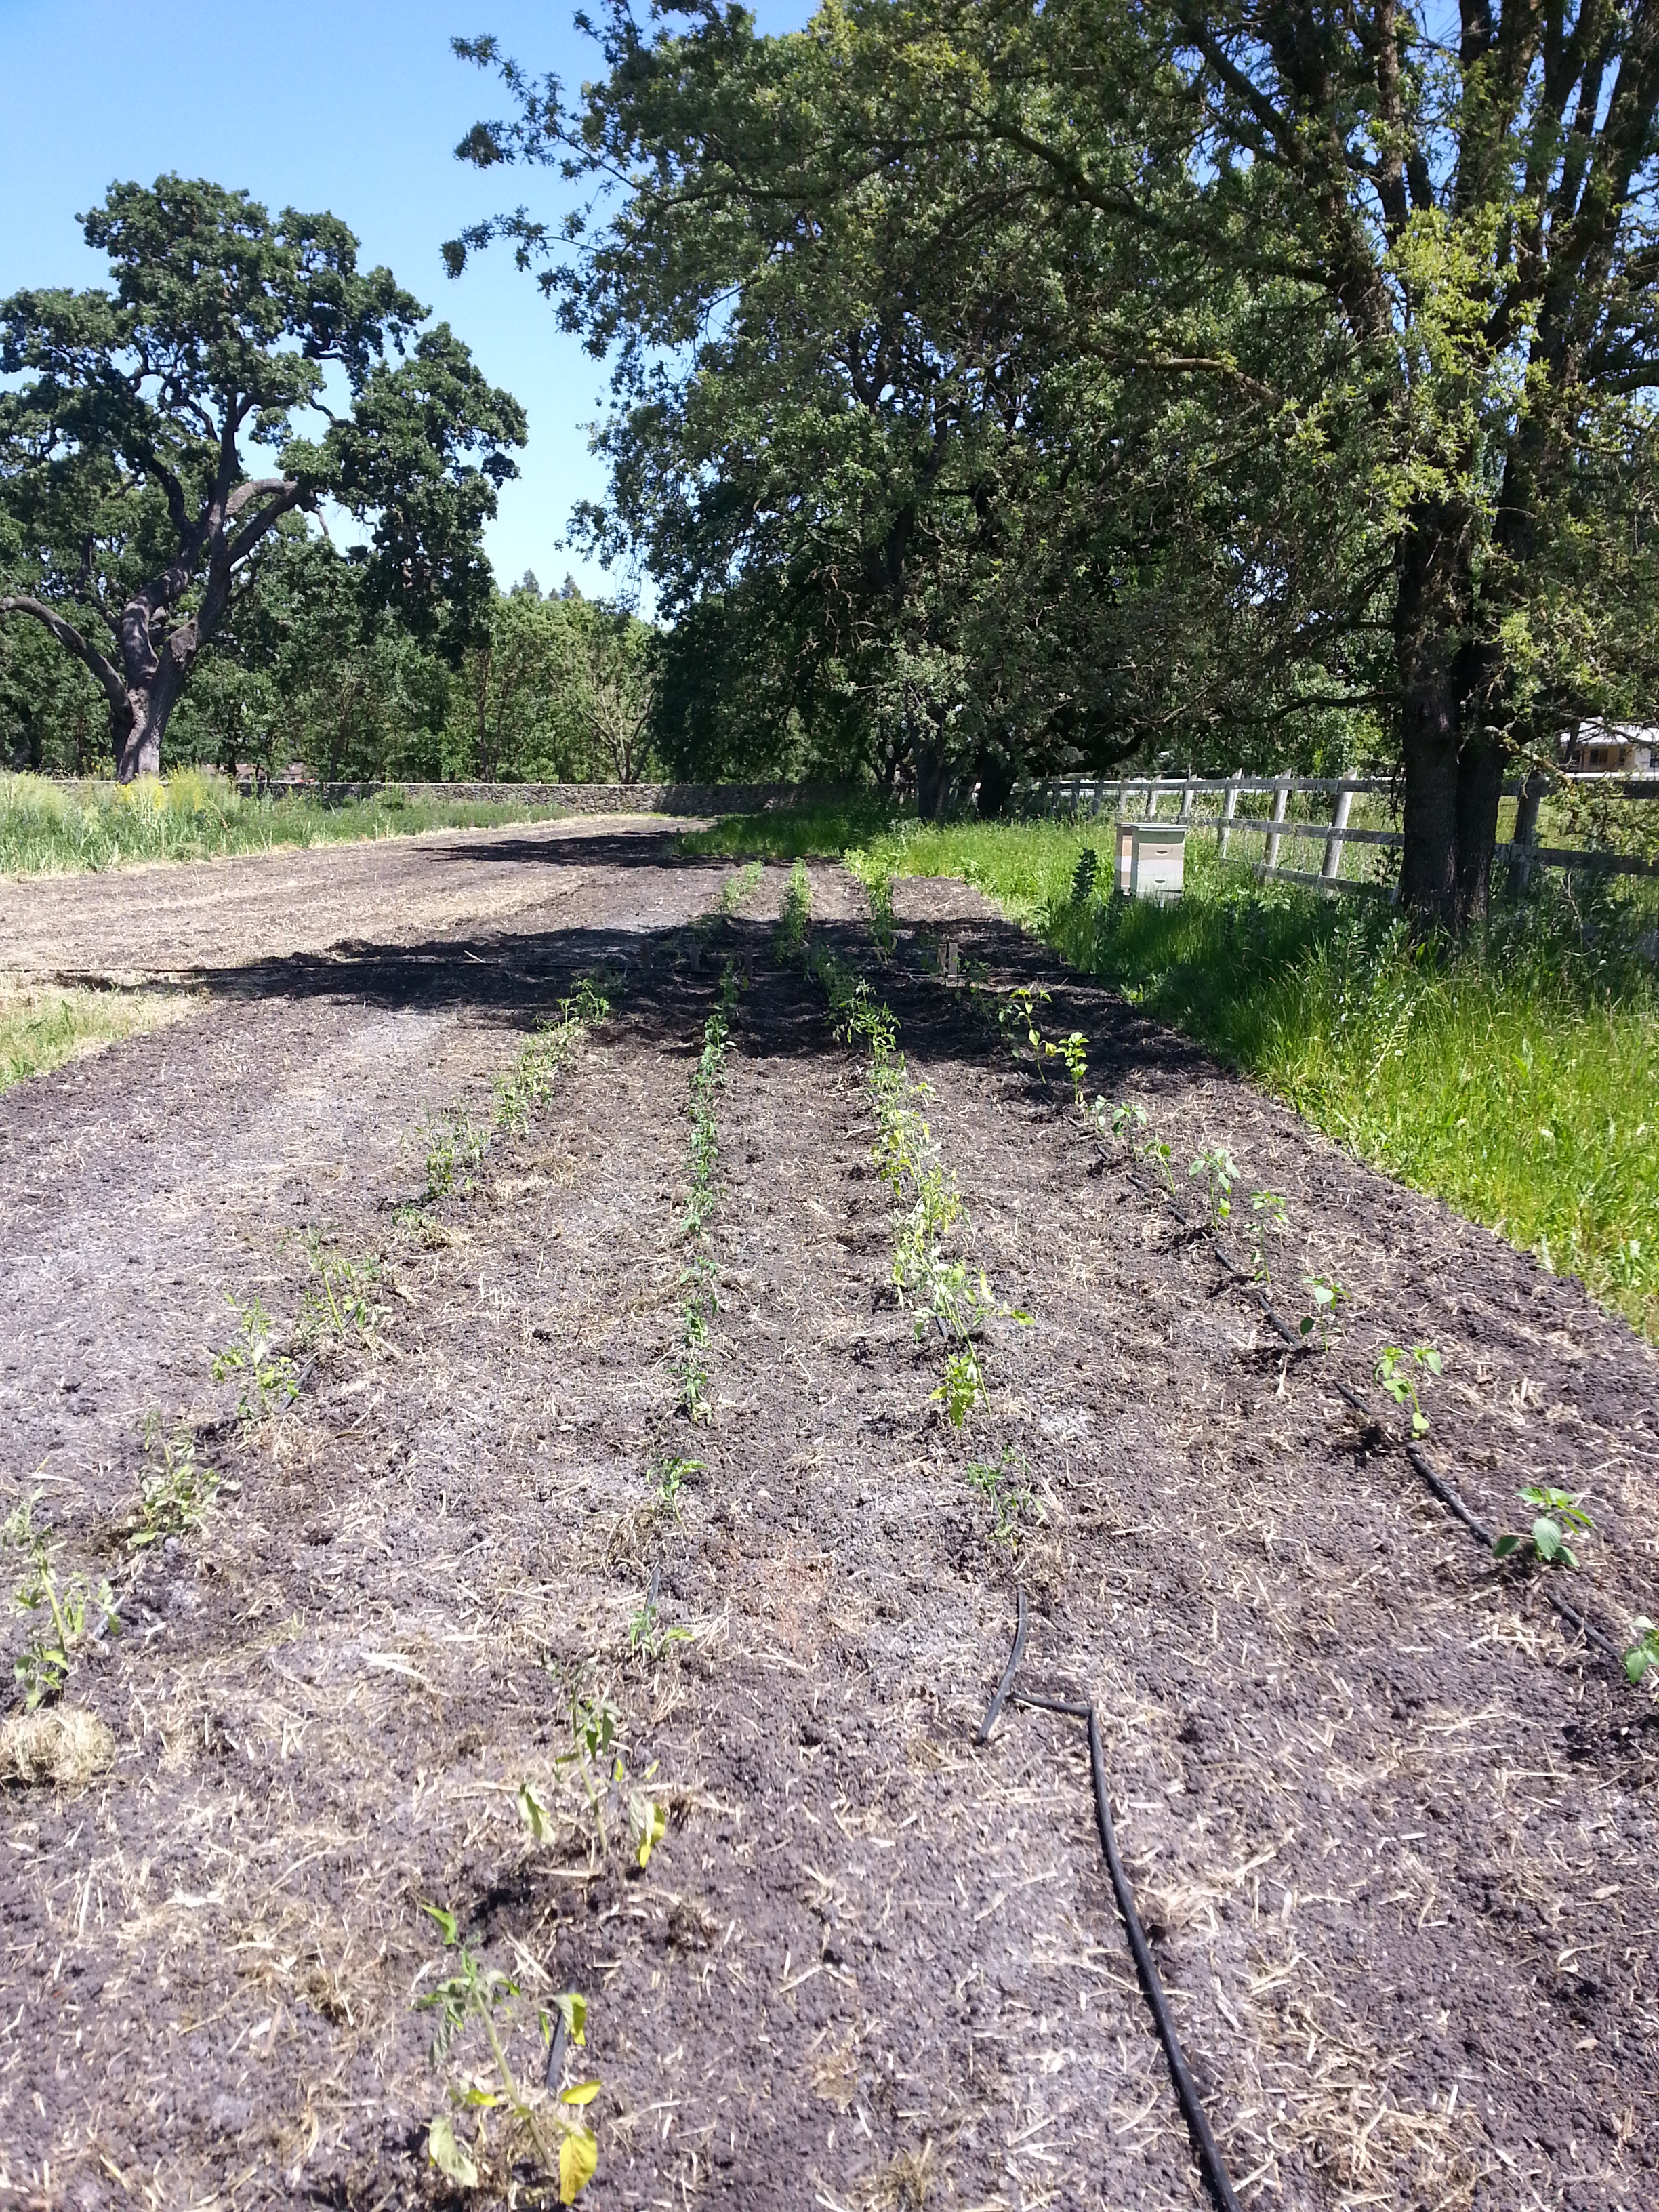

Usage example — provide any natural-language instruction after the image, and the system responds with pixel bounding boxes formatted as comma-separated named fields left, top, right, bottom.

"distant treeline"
left=0, top=534, right=659, bottom=787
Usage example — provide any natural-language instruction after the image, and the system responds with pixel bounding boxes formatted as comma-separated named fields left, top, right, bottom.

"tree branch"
left=0, top=596, right=127, bottom=714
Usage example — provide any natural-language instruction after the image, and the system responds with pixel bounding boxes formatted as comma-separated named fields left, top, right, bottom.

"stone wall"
left=241, top=778, right=844, bottom=817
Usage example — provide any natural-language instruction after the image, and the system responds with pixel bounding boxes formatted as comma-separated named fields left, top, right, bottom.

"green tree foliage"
left=0, top=176, right=526, bottom=780
left=457, top=576, right=661, bottom=783
left=455, top=3, right=1659, bottom=916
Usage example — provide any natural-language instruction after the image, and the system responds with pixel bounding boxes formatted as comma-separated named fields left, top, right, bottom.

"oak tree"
left=0, top=176, right=526, bottom=780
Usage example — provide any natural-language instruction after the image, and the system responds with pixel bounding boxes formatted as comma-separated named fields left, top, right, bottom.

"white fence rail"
left=1023, top=772, right=1659, bottom=897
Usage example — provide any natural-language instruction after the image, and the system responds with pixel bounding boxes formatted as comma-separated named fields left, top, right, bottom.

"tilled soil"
left=0, top=830, right=1655, bottom=2212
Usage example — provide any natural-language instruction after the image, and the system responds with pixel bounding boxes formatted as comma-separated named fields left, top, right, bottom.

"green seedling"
left=674, top=1351, right=712, bottom=1422
left=1374, top=1343, right=1442, bottom=1436
left=549, top=1689, right=669, bottom=1871
left=1052, top=1031, right=1089, bottom=1107
left=864, top=874, right=896, bottom=960
left=652, top=1454, right=703, bottom=1507
left=210, top=1293, right=298, bottom=1421
left=674, top=973, right=736, bottom=1416
left=424, top=1110, right=490, bottom=1201
left=5, top=1496, right=117, bottom=1710
left=432, top=1111, right=491, bottom=1197
left=1248, top=1190, right=1288, bottom=1286
left=561, top=1692, right=621, bottom=1861
left=932, top=1344, right=987, bottom=1428
left=417, top=1904, right=598, bottom=2200
left=718, top=860, right=763, bottom=914
left=1090, top=1097, right=1147, bottom=1144
left=999, top=983, right=1052, bottom=1064
left=777, top=858, right=813, bottom=956
left=964, top=1448, right=1040, bottom=1549
left=1070, top=848, right=1099, bottom=904
left=814, top=954, right=898, bottom=1059
left=1141, top=1133, right=1175, bottom=1189
left=1494, top=1485, right=1593, bottom=1570
left=298, top=1234, right=385, bottom=1350
left=128, top=1414, right=226, bottom=1549
left=628, top=1593, right=692, bottom=1665
left=1298, top=1274, right=1351, bottom=1351
left=1624, top=1617, right=1659, bottom=1685
left=1189, top=1145, right=1239, bottom=1228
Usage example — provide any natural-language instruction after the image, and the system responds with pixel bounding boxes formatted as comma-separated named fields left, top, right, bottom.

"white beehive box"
left=1113, top=819, right=1187, bottom=903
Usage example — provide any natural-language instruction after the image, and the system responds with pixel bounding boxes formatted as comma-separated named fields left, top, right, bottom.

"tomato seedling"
left=1494, top=1485, right=1593, bottom=1569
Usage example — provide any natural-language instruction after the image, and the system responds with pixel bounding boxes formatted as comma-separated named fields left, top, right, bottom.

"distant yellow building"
left=1562, top=722, right=1658, bottom=772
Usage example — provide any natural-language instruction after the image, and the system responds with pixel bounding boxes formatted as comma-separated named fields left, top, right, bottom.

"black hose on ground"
left=1124, top=1141, right=1639, bottom=1689
left=981, top=1603, right=1243, bottom=2212
left=975, top=1582, right=1027, bottom=1745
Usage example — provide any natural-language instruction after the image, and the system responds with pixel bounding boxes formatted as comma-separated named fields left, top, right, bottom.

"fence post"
left=1218, top=773, right=1241, bottom=856
left=1509, top=770, right=1547, bottom=895
left=1179, top=773, right=1195, bottom=823
left=1264, top=777, right=1290, bottom=873
left=1322, top=782, right=1353, bottom=882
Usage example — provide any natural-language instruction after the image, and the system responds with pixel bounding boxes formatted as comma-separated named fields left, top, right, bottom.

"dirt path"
left=0, top=814, right=675, bottom=981
left=0, top=831, right=1654, bottom=2212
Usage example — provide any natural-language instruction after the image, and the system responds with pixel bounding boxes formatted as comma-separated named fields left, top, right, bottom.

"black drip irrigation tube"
left=1105, top=1139, right=1637, bottom=1688
left=978, top=1586, right=1244, bottom=2212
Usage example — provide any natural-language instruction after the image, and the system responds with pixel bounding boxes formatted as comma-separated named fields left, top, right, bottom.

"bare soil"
left=0, top=826, right=1654, bottom=2212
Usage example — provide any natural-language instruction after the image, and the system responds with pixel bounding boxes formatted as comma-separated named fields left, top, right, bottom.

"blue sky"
left=0, top=0, right=804, bottom=600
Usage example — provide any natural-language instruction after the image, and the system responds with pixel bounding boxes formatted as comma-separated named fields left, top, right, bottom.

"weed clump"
left=3, top=1496, right=117, bottom=1709
left=127, top=1415, right=226, bottom=1549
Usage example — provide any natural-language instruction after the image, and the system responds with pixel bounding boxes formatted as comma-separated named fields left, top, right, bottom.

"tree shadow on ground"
left=44, top=862, right=1214, bottom=1102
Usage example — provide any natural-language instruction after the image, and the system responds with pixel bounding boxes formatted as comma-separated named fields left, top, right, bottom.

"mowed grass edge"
left=0, top=979, right=198, bottom=1096
left=685, top=803, right=1659, bottom=1341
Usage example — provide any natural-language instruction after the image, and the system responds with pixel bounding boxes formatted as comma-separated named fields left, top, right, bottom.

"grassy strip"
left=703, top=803, right=1659, bottom=1342
left=0, top=978, right=197, bottom=1095
left=0, top=769, right=573, bottom=878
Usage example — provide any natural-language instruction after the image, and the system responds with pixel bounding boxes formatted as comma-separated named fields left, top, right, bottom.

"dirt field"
left=0, top=817, right=1655, bottom=2212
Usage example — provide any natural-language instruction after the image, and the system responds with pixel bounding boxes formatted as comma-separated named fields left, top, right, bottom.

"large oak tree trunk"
left=1393, top=504, right=1506, bottom=930
left=114, top=675, right=182, bottom=783
left=112, top=622, right=192, bottom=782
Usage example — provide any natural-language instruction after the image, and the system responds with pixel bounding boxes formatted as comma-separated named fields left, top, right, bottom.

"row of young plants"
left=3, top=1221, right=400, bottom=1717
left=3, top=977, right=623, bottom=2197
left=832, top=844, right=1657, bottom=1675
left=418, top=976, right=612, bottom=1209
left=418, top=884, right=771, bottom=2197
left=417, top=871, right=774, bottom=2196
left=675, top=962, right=740, bottom=1420
left=985, top=968, right=1658, bottom=1687
left=410, top=969, right=648, bottom=2199
left=780, top=862, right=1036, bottom=1547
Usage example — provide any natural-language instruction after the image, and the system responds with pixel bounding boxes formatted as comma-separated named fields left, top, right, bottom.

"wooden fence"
left=1023, top=771, right=1659, bottom=898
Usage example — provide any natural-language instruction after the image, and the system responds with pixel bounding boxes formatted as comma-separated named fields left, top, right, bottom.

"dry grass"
left=0, top=1706, right=117, bottom=1788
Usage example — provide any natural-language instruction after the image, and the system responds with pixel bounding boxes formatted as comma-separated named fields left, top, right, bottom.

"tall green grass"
left=695, top=802, right=1659, bottom=1340
left=0, top=771, right=572, bottom=878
